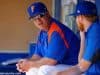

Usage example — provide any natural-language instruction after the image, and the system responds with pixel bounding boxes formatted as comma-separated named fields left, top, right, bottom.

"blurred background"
left=0, top=0, right=52, bottom=52
left=0, top=0, right=99, bottom=52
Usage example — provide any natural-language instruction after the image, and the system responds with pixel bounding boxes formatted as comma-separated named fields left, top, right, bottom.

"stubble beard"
left=77, top=23, right=85, bottom=32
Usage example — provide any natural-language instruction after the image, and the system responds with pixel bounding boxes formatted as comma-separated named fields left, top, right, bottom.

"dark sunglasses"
left=39, top=13, right=45, bottom=18
left=29, top=13, right=45, bottom=20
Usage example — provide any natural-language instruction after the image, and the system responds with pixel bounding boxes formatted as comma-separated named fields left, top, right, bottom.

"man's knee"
left=38, top=65, right=55, bottom=75
left=26, top=68, right=38, bottom=75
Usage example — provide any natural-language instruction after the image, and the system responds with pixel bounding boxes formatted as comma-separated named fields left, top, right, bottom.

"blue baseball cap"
left=69, top=1, right=97, bottom=16
left=27, top=2, right=48, bottom=19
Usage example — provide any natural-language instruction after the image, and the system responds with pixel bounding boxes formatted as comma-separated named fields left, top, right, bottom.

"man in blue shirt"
left=16, top=2, right=80, bottom=75
left=55, top=1, right=100, bottom=75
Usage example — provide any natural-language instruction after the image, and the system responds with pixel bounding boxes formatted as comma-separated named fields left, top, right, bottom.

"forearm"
left=57, top=65, right=82, bottom=75
left=29, top=55, right=41, bottom=61
left=56, top=59, right=91, bottom=75
left=30, top=57, right=57, bottom=68
left=78, top=31, right=85, bottom=62
left=78, top=46, right=85, bottom=62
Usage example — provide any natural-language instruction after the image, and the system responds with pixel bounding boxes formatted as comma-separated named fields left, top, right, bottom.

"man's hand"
left=16, top=59, right=33, bottom=72
left=16, top=59, right=25, bottom=72
left=16, top=55, right=41, bottom=73
left=16, top=57, right=57, bottom=73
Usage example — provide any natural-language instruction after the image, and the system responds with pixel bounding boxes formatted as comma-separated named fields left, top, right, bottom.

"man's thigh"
left=26, top=68, right=39, bottom=75
left=26, top=65, right=72, bottom=75
left=38, top=64, right=72, bottom=75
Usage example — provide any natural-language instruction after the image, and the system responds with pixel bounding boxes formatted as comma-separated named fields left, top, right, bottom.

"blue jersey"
left=34, top=18, right=80, bottom=65
left=83, top=21, right=100, bottom=75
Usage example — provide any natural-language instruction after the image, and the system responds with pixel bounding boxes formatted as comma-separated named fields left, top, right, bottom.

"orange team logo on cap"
left=31, top=6, right=34, bottom=13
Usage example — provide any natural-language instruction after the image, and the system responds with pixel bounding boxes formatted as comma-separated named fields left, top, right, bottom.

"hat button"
left=77, top=10, right=80, bottom=13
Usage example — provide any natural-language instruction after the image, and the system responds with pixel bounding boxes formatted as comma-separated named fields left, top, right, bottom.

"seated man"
left=55, top=1, right=100, bottom=75
left=16, top=2, right=80, bottom=75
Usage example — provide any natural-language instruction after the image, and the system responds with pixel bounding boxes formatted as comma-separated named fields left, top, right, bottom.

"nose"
left=36, top=18, right=42, bottom=22
left=34, top=18, right=43, bottom=26
left=33, top=17, right=42, bottom=23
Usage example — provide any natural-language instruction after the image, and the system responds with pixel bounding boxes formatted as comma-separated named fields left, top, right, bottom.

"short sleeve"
left=34, top=41, right=42, bottom=56
left=44, top=32, right=67, bottom=62
left=83, top=34, right=99, bottom=62
left=34, top=32, right=43, bottom=57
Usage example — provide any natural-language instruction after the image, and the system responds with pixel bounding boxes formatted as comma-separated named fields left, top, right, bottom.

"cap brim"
left=68, top=13, right=78, bottom=16
left=29, top=16, right=33, bottom=20
left=29, top=12, right=46, bottom=20
left=29, top=12, right=41, bottom=20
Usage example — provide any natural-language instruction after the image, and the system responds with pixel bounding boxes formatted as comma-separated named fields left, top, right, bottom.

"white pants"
left=26, top=64, right=72, bottom=75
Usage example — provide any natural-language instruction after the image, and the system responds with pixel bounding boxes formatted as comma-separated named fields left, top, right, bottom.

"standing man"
left=55, top=1, right=100, bottom=75
left=16, top=2, right=80, bottom=75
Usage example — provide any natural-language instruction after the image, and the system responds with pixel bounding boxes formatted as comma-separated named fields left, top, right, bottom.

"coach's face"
left=32, top=13, right=50, bottom=31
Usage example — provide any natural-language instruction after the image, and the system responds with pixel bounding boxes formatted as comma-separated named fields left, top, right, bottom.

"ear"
left=45, top=12, right=50, bottom=17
